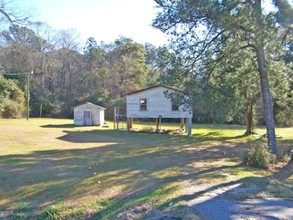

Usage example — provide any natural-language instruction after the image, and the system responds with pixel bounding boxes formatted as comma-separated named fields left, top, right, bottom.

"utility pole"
left=27, top=72, right=30, bottom=120
left=26, top=70, right=33, bottom=121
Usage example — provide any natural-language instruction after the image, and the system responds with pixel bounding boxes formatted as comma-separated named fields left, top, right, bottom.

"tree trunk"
left=245, top=102, right=253, bottom=135
left=255, top=46, right=277, bottom=153
left=252, top=0, right=277, bottom=154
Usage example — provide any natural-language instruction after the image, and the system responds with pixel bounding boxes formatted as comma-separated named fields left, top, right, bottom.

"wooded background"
left=0, top=0, right=292, bottom=131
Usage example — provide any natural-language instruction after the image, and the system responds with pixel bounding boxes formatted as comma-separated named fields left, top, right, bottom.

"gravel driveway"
left=187, top=183, right=293, bottom=220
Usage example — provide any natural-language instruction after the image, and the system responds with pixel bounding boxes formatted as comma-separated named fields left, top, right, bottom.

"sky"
left=9, top=0, right=289, bottom=48
left=12, top=0, right=168, bottom=47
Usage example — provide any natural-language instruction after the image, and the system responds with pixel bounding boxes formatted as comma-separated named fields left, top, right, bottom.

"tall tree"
left=53, top=30, right=84, bottom=116
left=153, top=0, right=293, bottom=153
left=144, top=43, right=163, bottom=86
left=81, top=37, right=110, bottom=106
left=109, top=37, right=149, bottom=97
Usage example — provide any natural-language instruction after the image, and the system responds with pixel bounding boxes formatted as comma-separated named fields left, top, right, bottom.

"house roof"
left=125, top=85, right=185, bottom=96
left=74, top=102, right=106, bottom=110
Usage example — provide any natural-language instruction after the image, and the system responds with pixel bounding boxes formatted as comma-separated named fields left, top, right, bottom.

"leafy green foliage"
left=246, top=140, right=274, bottom=169
left=153, top=0, right=293, bottom=152
left=0, top=26, right=156, bottom=118
left=276, top=149, right=291, bottom=162
left=1, top=99, right=24, bottom=118
left=245, top=138, right=291, bottom=169
left=0, top=75, right=25, bottom=118
left=0, top=0, right=292, bottom=132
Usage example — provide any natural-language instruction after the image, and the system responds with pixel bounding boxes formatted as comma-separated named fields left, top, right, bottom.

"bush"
left=1, top=99, right=24, bottom=118
left=245, top=140, right=274, bottom=169
left=0, top=76, right=26, bottom=118
left=276, top=149, right=291, bottom=162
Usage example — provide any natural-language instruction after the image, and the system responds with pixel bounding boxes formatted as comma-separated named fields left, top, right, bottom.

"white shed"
left=74, top=102, right=106, bottom=126
left=125, top=85, right=193, bottom=135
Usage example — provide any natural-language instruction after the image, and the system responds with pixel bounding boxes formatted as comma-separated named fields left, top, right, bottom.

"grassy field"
left=0, top=118, right=292, bottom=219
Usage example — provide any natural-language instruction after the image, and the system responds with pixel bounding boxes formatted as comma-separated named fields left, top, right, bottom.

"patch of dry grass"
left=0, top=118, right=292, bottom=219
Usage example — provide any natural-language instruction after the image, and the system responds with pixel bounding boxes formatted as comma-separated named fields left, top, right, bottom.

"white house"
left=74, top=102, right=105, bottom=126
left=125, top=85, right=193, bottom=135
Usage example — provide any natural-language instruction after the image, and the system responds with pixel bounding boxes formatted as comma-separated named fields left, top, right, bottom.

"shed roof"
left=74, top=102, right=106, bottom=110
left=126, top=85, right=184, bottom=96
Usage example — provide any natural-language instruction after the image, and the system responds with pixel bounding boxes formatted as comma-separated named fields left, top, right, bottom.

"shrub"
left=276, top=149, right=291, bottom=162
left=245, top=140, right=273, bottom=169
left=0, top=76, right=26, bottom=118
left=1, top=99, right=24, bottom=118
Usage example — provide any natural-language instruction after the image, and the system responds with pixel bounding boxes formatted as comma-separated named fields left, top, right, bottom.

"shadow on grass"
left=191, top=131, right=254, bottom=141
left=41, top=123, right=105, bottom=129
left=41, top=123, right=75, bottom=128
left=0, top=128, right=291, bottom=219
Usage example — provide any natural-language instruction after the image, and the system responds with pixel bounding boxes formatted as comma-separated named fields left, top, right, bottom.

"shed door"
left=84, top=111, right=92, bottom=125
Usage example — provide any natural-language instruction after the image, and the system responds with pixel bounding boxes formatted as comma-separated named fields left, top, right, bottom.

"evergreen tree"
left=153, top=0, right=293, bottom=153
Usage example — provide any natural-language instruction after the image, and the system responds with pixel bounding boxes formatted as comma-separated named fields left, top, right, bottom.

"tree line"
left=0, top=1, right=292, bottom=140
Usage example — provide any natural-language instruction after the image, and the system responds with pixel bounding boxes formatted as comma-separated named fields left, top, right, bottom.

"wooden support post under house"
left=158, top=116, right=162, bottom=135
left=130, top=118, right=133, bottom=129
left=127, top=118, right=130, bottom=131
left=185, top=118, right=189, bottom=133
left=156, top=118, right=159, bottom=131
left=127, top=118, right=133, bottom=131
left=187, top=118, right=192, bottom=136
left=180, top=118, right=185, bottom=131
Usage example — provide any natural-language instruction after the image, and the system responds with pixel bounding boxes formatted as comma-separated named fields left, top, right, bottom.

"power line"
left=0, top=72, right=28, bottom=76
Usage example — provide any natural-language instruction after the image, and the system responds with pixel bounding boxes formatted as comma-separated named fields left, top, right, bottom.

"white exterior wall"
left=91, top=108, right=100, bottom=125
left=94, top=109, right=105, bottom=125
left=126, top=86, right=192, bottom=119
left=74, top=108, right=85, bottom=125
left=74, top=104, right=105, bottom=125
left=99, top=110, right=105, bottom=125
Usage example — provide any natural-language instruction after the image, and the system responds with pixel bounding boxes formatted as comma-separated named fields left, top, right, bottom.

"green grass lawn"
left=0, top=118, right=292, bottom=219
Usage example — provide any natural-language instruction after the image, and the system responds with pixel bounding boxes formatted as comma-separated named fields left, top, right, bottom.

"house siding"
left=126, top=86, right=192, bottom=119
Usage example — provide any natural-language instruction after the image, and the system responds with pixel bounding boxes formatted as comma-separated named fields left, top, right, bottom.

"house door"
left=84, top=111, right=92, bottom=125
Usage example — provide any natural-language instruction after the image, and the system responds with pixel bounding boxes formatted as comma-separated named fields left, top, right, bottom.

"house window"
left=140, top=99, right=147, bottom=111
left=172, top=103, right=179, bottom=111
